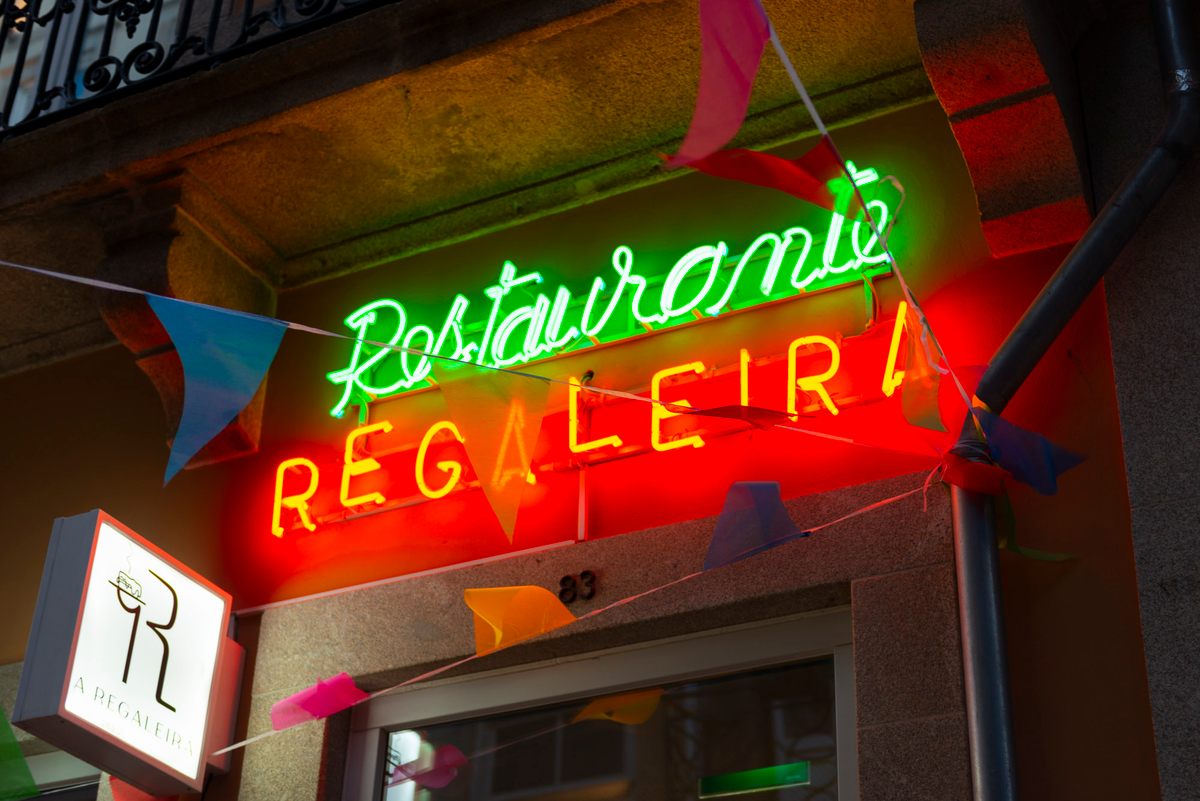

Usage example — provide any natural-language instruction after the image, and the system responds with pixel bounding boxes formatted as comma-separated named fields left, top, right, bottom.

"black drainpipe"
left=952, top=1, right=1199, bottom=800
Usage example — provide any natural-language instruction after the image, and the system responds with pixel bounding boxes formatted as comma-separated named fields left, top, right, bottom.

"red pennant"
left=682, top=138, right=863, bottom=217
left=682, top=404, right=793, bottom=429
left=941, top=451, right=1009, bottom=496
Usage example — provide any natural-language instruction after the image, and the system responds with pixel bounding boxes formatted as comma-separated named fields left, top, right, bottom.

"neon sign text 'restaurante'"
left=326, top=165, right=891, bottom=418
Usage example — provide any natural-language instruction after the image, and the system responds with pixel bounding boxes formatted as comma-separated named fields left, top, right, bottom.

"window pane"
left=383, top=658, right=838, bottom=801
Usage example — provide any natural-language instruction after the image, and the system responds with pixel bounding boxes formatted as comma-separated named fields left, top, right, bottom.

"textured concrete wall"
left=913, top=0, right=1091, bottom=257
left=1081, top=8, right=1200, bottom=801
left=201, top=473, right=967, bottom=801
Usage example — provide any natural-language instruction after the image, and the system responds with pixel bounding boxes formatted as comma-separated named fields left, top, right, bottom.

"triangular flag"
left=682, top=138, right=863, bottom=217
left=109, top=776, right=175, bottom=801
left=899, top=305, right=946, bottom=432
left=995, top=490, right=1073, bottom=561
left=0, top=708, right=36, bottom=801
left=270, top=672, right=368, bottom=731
left=941, top=450, right=1009, bottom=496
left=389, top=744, right=467, bottom=790
left=572, top=689, right=663, bottom=725
left=432, top=361, right=549, bottom=541
left=463, top=586, right=576, bottom=656
left=666, top=0, right=770, bottom=166
left=683, top=404, right=793, bottom=429
left=704, top=482, right=810, bottom=570
left=146, top=295, right=287, bottom=484
left=973, top=409, right=1084, bottom=495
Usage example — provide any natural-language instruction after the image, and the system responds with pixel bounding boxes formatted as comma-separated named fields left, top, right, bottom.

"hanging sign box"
left=13, top=510, right=242, bottom=795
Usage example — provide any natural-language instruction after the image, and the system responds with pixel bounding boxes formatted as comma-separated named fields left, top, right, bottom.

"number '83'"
left=558, top=571, right=596, bottom=604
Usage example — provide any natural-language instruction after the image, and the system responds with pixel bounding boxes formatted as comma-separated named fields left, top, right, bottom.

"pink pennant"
left=270, top=672, right=368, bottom=731
left=941, top=451, right=1009, bottom=496
left=389, top=744, right=468, bottom=789
left=666, top=0, right=771, bottom=166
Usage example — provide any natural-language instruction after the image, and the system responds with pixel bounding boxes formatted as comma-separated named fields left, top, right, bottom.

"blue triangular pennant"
left=704, top=482, right=810, bottom=570
left=147, top=295, right=287, bottom=484
left=973, top=409, right=1084, bottom=495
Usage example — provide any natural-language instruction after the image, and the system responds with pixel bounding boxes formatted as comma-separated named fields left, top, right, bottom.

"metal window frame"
left=343, top=608, right=858, bottom=801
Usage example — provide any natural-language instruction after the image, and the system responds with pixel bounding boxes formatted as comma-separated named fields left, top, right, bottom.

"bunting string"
left=212, top=477, right=927, bottom=757
left=764, top=25, right=974, bottom=415
left=0, top=256, right=942, bottom=463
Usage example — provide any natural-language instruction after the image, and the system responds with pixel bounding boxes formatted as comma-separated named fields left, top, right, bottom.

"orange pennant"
left=432, top=361, right=549, bottom=541
left=899, top=304, right=947, bottom=432
left=572, top=688, right=664, bottom=725
left=463, top=586, right=576, bottom=656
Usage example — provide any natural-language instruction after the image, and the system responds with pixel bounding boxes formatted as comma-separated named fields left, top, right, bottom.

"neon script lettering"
left=326, top=169, right=891, bottom=418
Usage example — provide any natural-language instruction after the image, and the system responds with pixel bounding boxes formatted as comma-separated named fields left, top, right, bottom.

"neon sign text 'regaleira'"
left=326, top=166, right=892, bottom=418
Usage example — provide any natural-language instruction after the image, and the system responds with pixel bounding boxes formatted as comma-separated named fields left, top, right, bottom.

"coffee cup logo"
left=110, top=569, right=179, bottom=712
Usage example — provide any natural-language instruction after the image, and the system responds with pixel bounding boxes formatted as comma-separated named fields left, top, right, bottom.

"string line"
left=212, top=479, right=926, bottom=757
left=765, top=27, right=975, bottom=413
left=0, top=257, right=935, bottom=457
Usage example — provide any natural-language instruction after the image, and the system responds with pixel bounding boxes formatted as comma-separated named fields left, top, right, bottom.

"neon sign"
left=325, top=166, right=892, bottom=418
left=275, top=302, right=914, bottom=538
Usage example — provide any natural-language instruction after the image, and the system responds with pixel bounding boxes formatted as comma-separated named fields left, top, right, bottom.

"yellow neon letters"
left=341, top=421, right=393, bottom=508
left=272, top=458, right=320, bottom=538
left=788, top=336, right=841, bottom=417
left=651, top=361, right=707, bottom=451
left=415, top=420, right=465, bottom=499
left=882, top=301, right=908, bottom=397
left=569, top=377, right=623, bottom=453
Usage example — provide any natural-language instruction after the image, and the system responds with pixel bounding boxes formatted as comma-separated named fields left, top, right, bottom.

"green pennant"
left=0, top=708, right=36, bottom=801
left=996, top=491, right=1073, bottom=562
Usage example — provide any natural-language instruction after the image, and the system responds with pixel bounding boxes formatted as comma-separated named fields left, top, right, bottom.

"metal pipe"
left=951, top=2, right=1199, bottom=800
left=974, top=0, right=1199, bottom=415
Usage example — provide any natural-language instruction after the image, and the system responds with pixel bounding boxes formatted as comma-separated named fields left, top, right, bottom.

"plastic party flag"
left=572, top=689, right=663, bottom=725
left=684, top=404, right=794, bottom=429
left=941, top=450, right=1010, bottom=496
left=0, top=708, right=36, bottom=801
left=389, top=744, right=467, bottom=790
left=464, top=586, right=576, bottom=656
left=666, top=0, right=770, bottom=166
left=682, top=138, right=863, bottom=217
left=147, top=295, right=286, bottom=484
left=270, top=672, right=369, bottom=731
left=432, top=360, right=549, bottom=541
left=973, top=409, right=1084, bottom=495
left=704, top=482, right=810, bottom=570
left=899, top=305, right=946, bottom=433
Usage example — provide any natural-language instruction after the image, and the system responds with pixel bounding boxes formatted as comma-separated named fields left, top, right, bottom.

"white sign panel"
left=63, top=519, right=227, bottom=783
left=14, top=510, right=236, bottom=795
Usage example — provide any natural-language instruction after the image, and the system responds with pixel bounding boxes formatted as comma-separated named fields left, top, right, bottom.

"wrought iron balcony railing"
left=0, top=0, right=379, bottom=138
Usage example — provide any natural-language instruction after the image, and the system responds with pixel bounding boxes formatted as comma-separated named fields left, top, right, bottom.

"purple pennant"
left=665, top=0, right=771, bottom=166
left=973, top=409, right=1084, bottom=495
left=147, top=295, right=287, bottom=484
left=704, top=482, right=810, bottom=570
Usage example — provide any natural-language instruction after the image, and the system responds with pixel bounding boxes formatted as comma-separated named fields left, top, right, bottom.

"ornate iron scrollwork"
left=1, top=0, right=388, bottom=135
left=88, top=0, right=156, bottom=36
